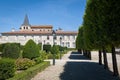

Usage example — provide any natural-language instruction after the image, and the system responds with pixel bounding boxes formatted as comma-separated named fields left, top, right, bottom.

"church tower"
left=20, top=14, right=31, bottom=31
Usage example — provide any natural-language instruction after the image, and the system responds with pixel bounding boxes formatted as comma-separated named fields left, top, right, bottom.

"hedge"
left=2, top=43, right=20, bottom=59
left=7, top=61, right=50, bottom=80
left=22, top=39, right=40, bottom=59
left=0, top=58, right=16, bottom=80
left=43, top=44, right=51, bottom=52
left=0, top=43, right=20, bottom=52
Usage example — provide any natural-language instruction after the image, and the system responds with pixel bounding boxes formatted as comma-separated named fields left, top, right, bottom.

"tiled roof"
left=31, top=25, right=53, bottom=29
left=1, top=31, right=78, bottom=35
left=56, top=31, right=78, bottom=35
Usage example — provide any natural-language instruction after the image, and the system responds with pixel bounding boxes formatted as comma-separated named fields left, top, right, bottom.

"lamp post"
left=60, top=37, right=62, bottom=59
left=52, top=30, right=56, bottom=65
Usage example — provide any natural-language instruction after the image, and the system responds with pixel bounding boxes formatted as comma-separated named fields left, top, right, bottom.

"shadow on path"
left=60, top=51, right=120, bottom=80
left=69, top=51, right=89, bottom=60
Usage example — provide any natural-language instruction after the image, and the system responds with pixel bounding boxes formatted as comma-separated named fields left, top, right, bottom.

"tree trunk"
left=99, top=50, right=102, bottom=65
left=88, top=50, right=91, bottom=60
left=103, top=47, right=108, bottom=69
left=83, top=49, right=85, bottom=56
left=111, top=45, right=119, bottom=76
left=78, top=49, right=82, bottom=54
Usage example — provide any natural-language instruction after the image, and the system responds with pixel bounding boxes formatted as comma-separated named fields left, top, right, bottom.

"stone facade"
left=0, top=15, right=77, bottom=48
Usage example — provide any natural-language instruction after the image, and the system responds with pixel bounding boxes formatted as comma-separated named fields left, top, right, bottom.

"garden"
left=0, top=39, right=68, bottom=80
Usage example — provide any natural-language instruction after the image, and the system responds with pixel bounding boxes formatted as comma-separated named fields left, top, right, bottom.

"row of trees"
left=76, top=0, right=120, bottom=76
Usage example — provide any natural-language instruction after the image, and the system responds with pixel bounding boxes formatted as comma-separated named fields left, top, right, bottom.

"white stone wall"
left=0, top=34, right=77, bottom=48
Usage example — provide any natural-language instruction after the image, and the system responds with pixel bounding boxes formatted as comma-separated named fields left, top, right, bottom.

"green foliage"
left=0, top=43, right=20, bottom=52
left=46, top=52, right=53, bottom=59
left=37, top=43, right=42, bottom=50
left=15, top=58, right=35, bottom=70
left=43, top=44, right=51, bottom=52
left=83, top=0, right=120, bottom=50
left=51, top=45, right=59, bottom=54
left=0, top=58, right=16, bottom=80
left=2, top=43, right=20, bottom=59
left=7, top=61, right=50, bottom=80
left=22, top=39, right=40, bottom=59
left=59, top=46, right=67, bottom=51
left=33, top=51, right=47, bottom=64
left=76, top=26, right=86, bottom=50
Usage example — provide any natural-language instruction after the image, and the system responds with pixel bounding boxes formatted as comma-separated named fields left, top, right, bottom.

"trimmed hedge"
left=43, top=44, right=51, bottom=52
left=0, top=58, right=16, bottom=80
left=7, top=61, right=50, bottom=80
left=22, top=39, right=40, bottom=59
left=0, top=43, right=20, bottom=52
left=2, top=43, right=20, bottom=59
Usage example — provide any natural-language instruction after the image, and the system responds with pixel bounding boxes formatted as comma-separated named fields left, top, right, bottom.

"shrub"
left=15, top=58, right=35, bottom=70
left=0, top=58, right=16, bottom=80
left=0, top=43, right=20, bottom=52
left=8, top=61, right=50, bottom=80
left=38, top=43, right=42, bottom=50
left=51, top=45, right=59, bottom=54
left=22, top=39, right=40, bottom=59
left=2, top=43, right=20, bottom=59
left=46, top=52, right=53, bottom=59
left=33, top=50, right=47, bottom=64
left=43, top=44, right=51, bottom=52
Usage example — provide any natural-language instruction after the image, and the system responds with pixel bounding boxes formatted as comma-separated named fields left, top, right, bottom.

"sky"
left=0, top=0, right=86, bottom=33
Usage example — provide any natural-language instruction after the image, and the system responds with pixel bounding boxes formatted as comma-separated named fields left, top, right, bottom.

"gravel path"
left=31, top=51, right=120, bottom=80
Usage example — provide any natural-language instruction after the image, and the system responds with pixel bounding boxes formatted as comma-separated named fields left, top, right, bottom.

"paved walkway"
left=31, top=51, right=120, bottom=80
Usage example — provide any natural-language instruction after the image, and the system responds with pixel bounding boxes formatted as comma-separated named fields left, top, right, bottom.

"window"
left=54, top=42, right=57, bottom=45
left=66, top=42, right=70, bottom=47
left=62, top=42, right=64, bottom=47
left=72, top=36, right=75, bottom=40
left=47, top=42, right=50, bottom=44
left=47, top=36, right=49, bottom=40
left=62, top=36, right=64, bottom=40
left=73, top=42, right=75, bottom=48
left=68, top=36, right=70, bottom=40
left=53, top=36, right=57, bottom=40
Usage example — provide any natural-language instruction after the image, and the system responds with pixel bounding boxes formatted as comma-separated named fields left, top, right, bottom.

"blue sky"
left=0, top=0, right=86, bottom=32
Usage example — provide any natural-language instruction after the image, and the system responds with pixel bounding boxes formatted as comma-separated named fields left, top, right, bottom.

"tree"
left=83, top=0, right=109, bottom=68
left=76, top=26, right=84, bottom=54
left=22, top=39, right=40, bottom=59
left=83, top=0, right=120, bottom=76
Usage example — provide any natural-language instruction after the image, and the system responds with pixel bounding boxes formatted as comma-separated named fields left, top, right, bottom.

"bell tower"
left=20, top=14, right=31, bottom=31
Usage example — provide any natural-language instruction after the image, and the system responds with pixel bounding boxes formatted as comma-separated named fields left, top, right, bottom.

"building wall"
left=0, top=34, right=76, bottom=48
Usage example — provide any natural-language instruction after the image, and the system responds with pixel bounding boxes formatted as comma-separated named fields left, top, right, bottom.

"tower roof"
left=22, top=14, right=31, bottom=26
